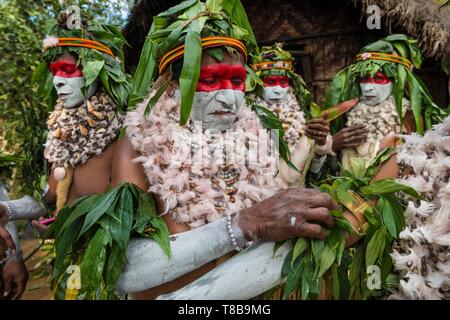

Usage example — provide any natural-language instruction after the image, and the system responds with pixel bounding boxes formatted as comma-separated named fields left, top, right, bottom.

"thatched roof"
left=353, top=0, right=450, bottom=58
left=123, top=0, right=450, bottom=70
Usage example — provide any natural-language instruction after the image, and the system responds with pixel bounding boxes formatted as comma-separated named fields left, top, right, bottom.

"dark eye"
left=63, top=66, right=76, bottom=74
left=200, top=78, right=218, bottom=85
left=231, top=77, right=244, bottom=86
left=280, top=80, right=288, bottom=85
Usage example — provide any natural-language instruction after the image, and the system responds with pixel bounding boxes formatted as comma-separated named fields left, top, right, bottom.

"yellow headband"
left=158, top=36, right=248, bottom=74
left=356, top=52, right=413, bottom=70
left=250, top=60, right=293, bottom=72
left=45, top=37, right=115, bottom=58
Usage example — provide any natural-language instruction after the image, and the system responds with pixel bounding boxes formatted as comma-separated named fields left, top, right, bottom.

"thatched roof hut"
left=123, top=0, right=450, bottom=106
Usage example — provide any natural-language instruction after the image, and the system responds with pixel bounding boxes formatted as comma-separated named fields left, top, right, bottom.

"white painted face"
left=360, top=82, right=393, bottom=106
left=175, top=89, right=244, bottom=131
left=262, top=86, right=289, bottom=104
left=50, top=54, right=95, bottom=109
left=359, top=72, right=393, bottom=106
left=53, top=76, right=85, bottom=108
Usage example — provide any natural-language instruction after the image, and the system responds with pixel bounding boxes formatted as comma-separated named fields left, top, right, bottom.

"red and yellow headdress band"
left=250, top=60, right=293, bottom=72
left=43, top=36, right=115, bottom=58
left=158, top=36, right=248, bottom=74
left=356, top=52, right=413, bottom=70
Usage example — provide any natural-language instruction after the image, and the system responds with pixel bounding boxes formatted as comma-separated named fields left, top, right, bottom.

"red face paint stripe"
left=263, top=75, right=289, bottom=88
left=196, top=64, right=246, bottom=92
left=359, top=72, right=391, bottom=85
left=50, top=60, right=83, bottom=78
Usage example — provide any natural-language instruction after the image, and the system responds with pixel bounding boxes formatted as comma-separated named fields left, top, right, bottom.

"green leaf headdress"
left=323, top=34, right=447, bottom=134
left=128, top=0, right=257, bottom=125
left=249, top=43, right=315, bottom=118
left=34, top=11, right=130, bottom=110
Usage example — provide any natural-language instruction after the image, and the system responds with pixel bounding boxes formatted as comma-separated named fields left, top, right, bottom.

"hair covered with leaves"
left=323, top=34, right=447, bottom=134
left=249, top=43, right=316, bottom=119
left=128, top=0, right=257, bottom=124
left=33, top=11, right=130, bottom=110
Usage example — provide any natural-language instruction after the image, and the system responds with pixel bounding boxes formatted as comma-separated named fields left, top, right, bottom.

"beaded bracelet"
left=0, top=200, right=13, bottom=222
left=226, top=214, right=243, bottom=252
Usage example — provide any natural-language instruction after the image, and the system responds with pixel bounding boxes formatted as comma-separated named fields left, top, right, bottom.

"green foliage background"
left=0, top=0, right=132, bottom=198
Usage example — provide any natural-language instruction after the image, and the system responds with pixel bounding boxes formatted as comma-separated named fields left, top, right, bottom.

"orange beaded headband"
left=44, top=37, right=115, bottom=58
left=356, top=52, right=413, bottom=70
left=158, top=36, right=248, bottom=74
left=250, top=60, right=293, bottom=72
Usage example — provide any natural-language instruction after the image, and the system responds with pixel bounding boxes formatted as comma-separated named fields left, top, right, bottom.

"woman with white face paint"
left=249, top=44, right=333, bottom=188
left=321, top=35, right=446, bottom=174
left=36, top=11, right=128, bottom=218
left=110, top=1, right=338, bottom=300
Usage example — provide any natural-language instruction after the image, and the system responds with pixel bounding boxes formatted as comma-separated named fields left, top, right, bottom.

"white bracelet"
left=0, top=200, right=13, bottom=222
left=226, top=214, right=243, bottom=252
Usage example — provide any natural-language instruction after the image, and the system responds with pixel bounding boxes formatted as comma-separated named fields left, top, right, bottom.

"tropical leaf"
left=178, top=17, right=207, bottom=125
left=83, top=60, right=105, bottom=89
left=361, top=179, right=420, bottom=199
left=365, top=227, right=386, bottom=268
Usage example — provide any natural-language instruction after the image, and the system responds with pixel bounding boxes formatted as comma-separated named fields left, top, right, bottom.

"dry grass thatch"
left=353, top=0, right=450, bottom=58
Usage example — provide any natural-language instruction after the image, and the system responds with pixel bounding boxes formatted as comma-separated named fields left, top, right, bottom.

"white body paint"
left=189, top=89, right=244, bottom=131
left=116, top=217, right=236, bottom=294
left=156, top=241, right=289, bottom=300
left=360, top=82, right=393, bottom=106
left=53, top=76, right=85, bottom=109
left=262, top=86, right=288, bottom=104
left=5, top=196, right=46, bottom=221
left=0, top=184, right=21, bottom=255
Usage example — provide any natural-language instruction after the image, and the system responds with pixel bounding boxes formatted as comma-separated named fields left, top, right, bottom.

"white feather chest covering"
left=125, top=91, right=279, bottom=228
left=391, top=122, right=450, bottom=300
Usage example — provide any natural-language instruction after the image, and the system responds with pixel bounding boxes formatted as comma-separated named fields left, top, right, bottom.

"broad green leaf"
left=109, top=187, right=133, bottom=251
left=336, top=238, right=346, bottom=266
left=77, top=187, right=121, bottom=239
left=150, top=216, right=172, bottom=257
left=157, top=0, right=198, bottom=18
left=292, top=238, right=309, bottom=264
left=350, top=158, right=367, bottom=178
left=178, top=17, right=207, bottom=125
left=378, top=197, right=397, bottom=238
left=222, top=0, right=257, bottom=48
left=332, top=266, right=340, bottom=300
left=318, top=243, right=336, bottom=278
left=60, top=194, right=101, bottom=234
left=144, top=76, right=171, bottom=117
left=104, top=244, right=126, bottom=297
left=273, top=240, right=287, bottom=257
left=393, top=64, right=406, bottom=124
left=53, top=216, right=83, bottom=279
left=32, top=62, right=49, bottom=85
left=311, top=239, right=324, bottom=266
left=206, top=0, right=223, bottom=12
left=79, top=229, right=108, bottom=299
left=365, top=227, right=386, bottom=268
left=407, top=70, right=424, bottom=134
left=361, top=178, right=420, bottom=199
left=83, top=60, right=105, bottom=89
left=207, top=47, right=225, bottom=62
left=128, top=40, right=156, bottom=108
